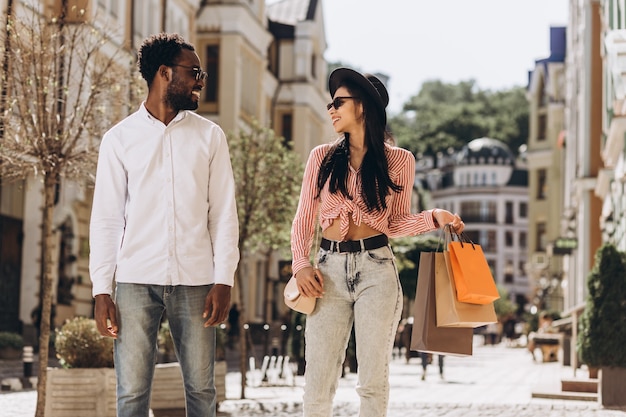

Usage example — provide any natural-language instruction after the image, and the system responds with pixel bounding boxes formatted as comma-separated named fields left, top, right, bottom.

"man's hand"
left=94, top=294, right=118, bottom=338
left=203, top=284, right=232, bottom=327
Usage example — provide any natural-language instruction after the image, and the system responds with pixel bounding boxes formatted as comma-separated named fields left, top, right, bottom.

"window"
left=504, top=259, right=514, bottom=284
left=536, top=223, right=547, bottom=251
left=519, top=232, right=527, bottom=248
left=505, top=201, right=514, bottom=224
left=464, top=230, right=496, bottom=252
left=460, top=201, right=497, bottom=223
left=281, top=114, right=293, bottom=148
left=505, top=231, right=514, bottom=247
left=518, top=261, right=526, bottom=276
left=205, top=45, right=219, bottom=105
left=538, top=114, right=547, bottom=141
left=519, top=202, right=528, bottom=218
left=536, top=169, right=547, bottom=200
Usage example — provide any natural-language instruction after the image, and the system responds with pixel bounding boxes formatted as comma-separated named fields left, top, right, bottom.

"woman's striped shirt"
left=290, top=142, right=437, bottom=276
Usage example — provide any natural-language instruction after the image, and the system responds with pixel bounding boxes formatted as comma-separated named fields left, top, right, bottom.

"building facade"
left=560, top=0, right=604, bottom=318
left=525, top=26, right=566, bottom=313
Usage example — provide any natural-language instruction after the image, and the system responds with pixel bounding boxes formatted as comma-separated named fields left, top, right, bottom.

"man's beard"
left=164, top=77, right=198, bottom=111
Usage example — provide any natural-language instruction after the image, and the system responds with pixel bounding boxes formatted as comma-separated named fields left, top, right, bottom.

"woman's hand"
left=433, top=209, right=465, bottom=233
left=295, top=266, right=325, bottom=298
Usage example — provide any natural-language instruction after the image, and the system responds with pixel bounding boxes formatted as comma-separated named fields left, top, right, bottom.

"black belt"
left=320, top=235, right=388, bottom=253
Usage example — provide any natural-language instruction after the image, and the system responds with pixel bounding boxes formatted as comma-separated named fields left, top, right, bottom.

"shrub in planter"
left=0, top=331, right=24, bottom=350
left=577, top=243, right=626, bottom=407
left=54, top=316, right=114, bottom=368
left=0, top=332, right=24, bottom=359
left=577, top=244, right=626, bottom=368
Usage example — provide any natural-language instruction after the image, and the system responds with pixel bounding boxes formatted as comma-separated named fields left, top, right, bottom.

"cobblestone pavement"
left=2, top=340, right=626, bottom=417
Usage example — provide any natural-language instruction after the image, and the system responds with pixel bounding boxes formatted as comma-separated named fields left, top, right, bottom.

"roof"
left=456, top=137, right=515, bottom=165
left=266, top=0, right=318, bottom=25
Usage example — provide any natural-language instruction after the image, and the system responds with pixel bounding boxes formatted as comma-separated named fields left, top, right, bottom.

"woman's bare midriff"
left=322, top=214, right=382, bottom=241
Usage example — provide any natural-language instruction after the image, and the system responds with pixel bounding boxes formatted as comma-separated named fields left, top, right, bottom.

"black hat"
left=328, top=67, right=389, bottom=122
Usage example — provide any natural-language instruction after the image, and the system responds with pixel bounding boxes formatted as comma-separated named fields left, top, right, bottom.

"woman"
left=291, top=67, right=464, bottom=417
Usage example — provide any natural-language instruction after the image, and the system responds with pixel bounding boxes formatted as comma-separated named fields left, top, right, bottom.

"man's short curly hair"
left=137, top=33, right=195, bottom=87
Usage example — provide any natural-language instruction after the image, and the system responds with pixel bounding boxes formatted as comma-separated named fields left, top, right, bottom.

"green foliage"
left=228, top=120, right=303, bottom=253
left=157, top=320, right=175, bottom=362
left=390, top=80, right=528, bottom=157
left=0, top=332, right=24, bottom=350
left=54, top=317, right=114, bottom=368
left=493, top=286, right=517, bottom=320
left=577, top=244, right=626, bottom=368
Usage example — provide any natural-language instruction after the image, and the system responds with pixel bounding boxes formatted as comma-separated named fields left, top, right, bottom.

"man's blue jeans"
left=114, top=283, right=216, bottom=417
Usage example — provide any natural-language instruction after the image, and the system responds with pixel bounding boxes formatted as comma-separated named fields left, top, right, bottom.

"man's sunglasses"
left=171, top=64, right=208, bottom=82
left=326, top=96, right=356, bottom=111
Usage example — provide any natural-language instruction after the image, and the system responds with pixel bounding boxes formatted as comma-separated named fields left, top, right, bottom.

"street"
left=2, top=339, right=626, bottom=417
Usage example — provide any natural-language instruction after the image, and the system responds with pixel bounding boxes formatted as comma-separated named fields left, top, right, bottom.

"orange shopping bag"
left=436, top=252, right=497, bottom=327
left=445, top=226, right=500, bottom=305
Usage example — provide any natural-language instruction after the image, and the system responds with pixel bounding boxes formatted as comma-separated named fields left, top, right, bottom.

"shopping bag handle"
left=444, top=224, right=476, bottom=250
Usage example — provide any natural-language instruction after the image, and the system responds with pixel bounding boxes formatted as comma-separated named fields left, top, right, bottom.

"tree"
left=390, top=80, right=528, bottom=157
left=0, top=5, right=131, bottom=416
left=228, top=120, right=303, bottom=399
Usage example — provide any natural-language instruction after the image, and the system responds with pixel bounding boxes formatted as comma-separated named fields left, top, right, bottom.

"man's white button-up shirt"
left=89, top=103, right=239, bottom=296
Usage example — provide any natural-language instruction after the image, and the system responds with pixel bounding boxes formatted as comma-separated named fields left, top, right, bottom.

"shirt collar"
left=139, top=102, right=187, bottom=126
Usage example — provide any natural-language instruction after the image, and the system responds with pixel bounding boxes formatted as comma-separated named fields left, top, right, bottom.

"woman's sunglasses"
left=326, top=96, right=356, bottom=111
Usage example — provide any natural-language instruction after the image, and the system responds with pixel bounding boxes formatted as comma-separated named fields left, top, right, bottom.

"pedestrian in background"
left=89, top=33, right=239, bottom=417
left=290, top=67, right=465, bottom=417
left=227, top=303, right=241, bottom=349
left=419, top=352, right=444, bottom=381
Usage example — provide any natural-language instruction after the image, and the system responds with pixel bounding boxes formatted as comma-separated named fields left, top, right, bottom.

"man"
left=89, top=33, right=239, bottom=417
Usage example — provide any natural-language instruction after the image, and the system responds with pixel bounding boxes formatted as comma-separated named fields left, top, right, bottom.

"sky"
left=320, top=0, right=569, bottom=114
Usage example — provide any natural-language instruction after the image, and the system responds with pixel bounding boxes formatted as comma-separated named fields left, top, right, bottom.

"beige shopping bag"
left=436, top=252, right=497, bottom=328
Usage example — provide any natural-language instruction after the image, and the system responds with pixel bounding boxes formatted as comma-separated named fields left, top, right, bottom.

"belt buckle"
left=338, top=240, right=359, bottom=253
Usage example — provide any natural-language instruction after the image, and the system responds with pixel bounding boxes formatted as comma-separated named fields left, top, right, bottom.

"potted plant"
left=46, top=316, right=116, bottom=417
left=0, top=331, right=24, bottom=359
left=577, top=243, right=626, bottom=407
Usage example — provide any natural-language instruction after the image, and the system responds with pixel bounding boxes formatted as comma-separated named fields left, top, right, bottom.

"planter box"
left=44, top=367, right=116, bottom=417
left=0, top=347, right=22, bottom=360
left=45, top=361, right=227, bottom=416
left=599, top=367, right=626, bottom=407
left=215, top=360, right=227, bottom=404
left=151, top=361, right=227, bottom=410
left=151, top=363, right=186, bottom=410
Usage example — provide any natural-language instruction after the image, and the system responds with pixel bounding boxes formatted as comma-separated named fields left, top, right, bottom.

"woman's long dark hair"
left=316, top=79, right=402, bottom=211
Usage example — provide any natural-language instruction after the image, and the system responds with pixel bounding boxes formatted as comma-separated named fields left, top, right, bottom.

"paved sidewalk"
left=2, top=341, right=626, bottom=417
left=217, top=341, right=626, bottom=416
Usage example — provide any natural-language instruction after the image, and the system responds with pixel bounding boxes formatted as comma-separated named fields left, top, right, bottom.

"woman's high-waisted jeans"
left=114, top=283, right=216, bottom=417
left=303, top=244, right=403, bottom=417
